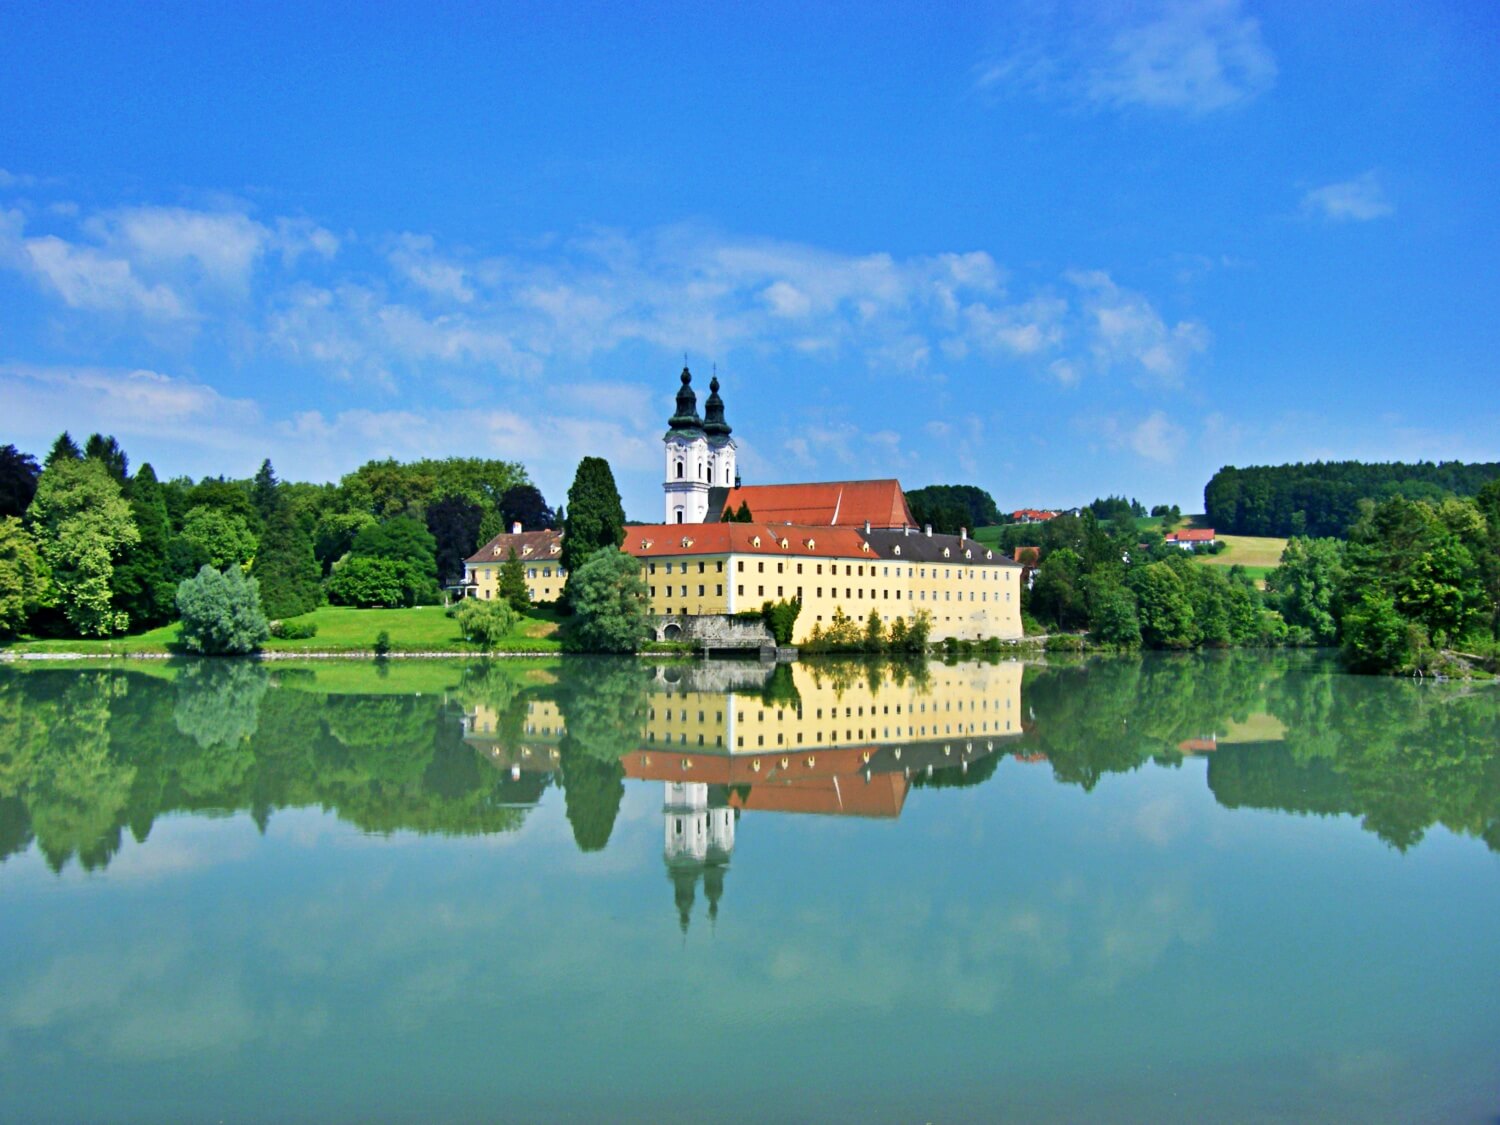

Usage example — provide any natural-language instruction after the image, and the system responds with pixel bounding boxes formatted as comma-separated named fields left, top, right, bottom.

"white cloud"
left=1078, top=409, right=1186, bottom=464
left=979, top=0, right=1276, bottom=115
left=21, top=235, right=190, bottom=319
left=88, top=206, right=271, bottom=287
left=1301, top=171, right=1395, bottom=222
left=1069, top=270, right=1209, bottom=387
left=0, top=364, right=262, bottom=451
left=1128, top=410, right=1186, bottom=463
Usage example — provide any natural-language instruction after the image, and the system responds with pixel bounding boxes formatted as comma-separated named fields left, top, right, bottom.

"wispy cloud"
left=1300, top=171, right=1395, bottom=222
left=1068, top=270, right=1210, bottom=387
left=978, top=0, right=1276, bottom=115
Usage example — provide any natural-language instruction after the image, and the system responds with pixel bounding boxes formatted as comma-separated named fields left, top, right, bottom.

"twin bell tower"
left=663, top=366, right=737, bottom=524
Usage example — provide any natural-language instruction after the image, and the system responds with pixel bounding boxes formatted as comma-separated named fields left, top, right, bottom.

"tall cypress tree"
left=560, top=457, right=625, bottom=576
left=253, top=504, right=323, bottom=619
left=113, top=463, right=177, bottom=628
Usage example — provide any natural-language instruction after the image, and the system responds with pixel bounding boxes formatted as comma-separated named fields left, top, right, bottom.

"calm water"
left=1, top=652, right=1497, bottom=1124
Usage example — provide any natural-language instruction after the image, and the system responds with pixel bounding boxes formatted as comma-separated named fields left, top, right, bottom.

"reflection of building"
left=663, top=782, right=734, bottom=934
left=459, top=658, right=1025, bottom=931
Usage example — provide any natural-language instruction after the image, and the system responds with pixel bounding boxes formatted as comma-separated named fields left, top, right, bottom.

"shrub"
left=327, top=556, right=435, bottom=608
left=176, top=564, right=269, bottom=654
left=455, top=598, right=518, bottom=648
left=374, top=630, right=392, bottom=656
left=268, top=617, right=319, bottom=639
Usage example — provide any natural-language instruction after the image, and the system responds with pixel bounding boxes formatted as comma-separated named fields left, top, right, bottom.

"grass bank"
left=1, top=604, right=565, bottom=657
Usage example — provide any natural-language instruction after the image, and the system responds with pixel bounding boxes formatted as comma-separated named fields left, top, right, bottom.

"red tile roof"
left=1011, top=509, right=1058, bottom=521
left=718, top=479, right=915, bottom=529
left=1165, top=528, right=1216, bottom=542
left=625, top=522, right=875, bottom=560
left=466, top=529, right=563, bottom=564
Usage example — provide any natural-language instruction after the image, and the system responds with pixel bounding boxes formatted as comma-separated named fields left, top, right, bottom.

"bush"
left=1046, top=634, right=1086, bottom=652
left=374, top=630, right=392, bottom=656
left=176, top=564, right=270, bottom=655
left=268, top=616, right=319, bottom=639
left=326, top=556, right=436, bottom=608
left=454, top=598, right=518, bottom=648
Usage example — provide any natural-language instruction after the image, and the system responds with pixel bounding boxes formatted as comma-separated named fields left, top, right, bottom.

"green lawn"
left=2, top=604, right=564, bottom=657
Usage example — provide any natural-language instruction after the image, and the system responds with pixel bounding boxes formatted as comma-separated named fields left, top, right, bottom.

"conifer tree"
left=83, top=434, right=129, bottom=484
left=46, top=432, right=82, bottom=467
left=112, top=463, right=177, bottom=628
left=560, top=457, right=625, bottom=576
left=251, top=459, right=280, bottom=523
left=253, top=504, right=323, bottom=619
left=499, top=547, right=530, bottom=609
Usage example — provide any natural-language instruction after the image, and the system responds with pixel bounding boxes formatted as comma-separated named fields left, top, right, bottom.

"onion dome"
left=667, top=366, right=704, bottom=432
left=703, top=375, right=732, bottom=438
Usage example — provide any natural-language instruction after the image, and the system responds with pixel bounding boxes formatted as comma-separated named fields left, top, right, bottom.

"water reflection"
left=0, top=651, right=1497, bottom=877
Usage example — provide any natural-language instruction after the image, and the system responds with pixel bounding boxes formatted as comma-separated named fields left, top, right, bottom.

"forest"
left=1204, top=460, right=1500, bottom=537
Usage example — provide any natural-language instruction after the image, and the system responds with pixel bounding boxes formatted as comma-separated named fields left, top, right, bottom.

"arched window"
left=676, top=510, right=684, bottom=524
left=676, top=461, right=684, bottom=479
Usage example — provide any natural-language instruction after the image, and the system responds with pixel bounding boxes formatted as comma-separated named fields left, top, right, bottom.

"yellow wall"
left=466, top=554, right=567, bottom=604
left=464, top=660, right=1024, bottom=756
left=715, top=549, right=1022, bottom=643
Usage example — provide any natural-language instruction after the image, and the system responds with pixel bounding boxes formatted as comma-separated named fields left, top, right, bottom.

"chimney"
left=511, top=521, right=522, bottom=534
left=924, top=524, right=932, bottom=537
left=960, top=526, right=967, bottom=541
left=863, top=519, right=871, bottom=534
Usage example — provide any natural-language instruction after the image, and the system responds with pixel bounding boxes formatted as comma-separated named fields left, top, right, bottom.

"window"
left=777, top=562, right=783, bottom=574
left=716, top=561, right=723, bottom=572
left=698, top=585, right=705, bottom=596
left=716, top=584, right=723, bottom=596
left=796, top=563, right=803, bottom=574
left=738, top=560, right=744, bottom=572
left=676, top=511, right=683, bottom=523
left=543, top=567, right=551, bottom=577
left=777, top=586, right=783, bottom=596
left=757, top=562, right=764, bottom=573
left=649, top=562, right=656, bottom=574
left=737, top=584, right=744, bottom=595
left=698, top=561, right=705, bottom=573
left=676, top=462, right=684, bottom=479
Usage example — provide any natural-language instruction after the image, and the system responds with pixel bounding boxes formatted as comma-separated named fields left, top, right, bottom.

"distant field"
left=2, top=604, right=563, bottom=657
left=1195, top=533, right=1289, bottom=570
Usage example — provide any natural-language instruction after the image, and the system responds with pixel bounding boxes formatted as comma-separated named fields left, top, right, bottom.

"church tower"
left=663, top=366, right=711, bottom=524
left=703, top=374, right=737, bottom=494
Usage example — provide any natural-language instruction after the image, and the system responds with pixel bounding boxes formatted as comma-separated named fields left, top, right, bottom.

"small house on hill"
left=1164, top=528, right=1216, bottom=549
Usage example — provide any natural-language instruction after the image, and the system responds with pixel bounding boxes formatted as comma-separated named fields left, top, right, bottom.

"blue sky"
left=1, top=1, right=1496, bottom=520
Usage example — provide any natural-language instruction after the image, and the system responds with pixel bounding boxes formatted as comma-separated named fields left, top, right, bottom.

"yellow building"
left=626, top=520, right=1023, bottom=644
left=463, top=525, right=567, bottom=604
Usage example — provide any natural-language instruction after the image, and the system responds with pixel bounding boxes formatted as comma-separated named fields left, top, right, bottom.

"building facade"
left=464, top=365, right=1025, bottom=642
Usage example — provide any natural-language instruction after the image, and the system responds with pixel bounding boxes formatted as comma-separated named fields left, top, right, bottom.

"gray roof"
left=862, top=528, right=1021, bottom=567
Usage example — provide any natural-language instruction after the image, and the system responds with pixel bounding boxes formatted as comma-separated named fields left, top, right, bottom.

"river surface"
left=0, top=652, right=1497, bottom=1123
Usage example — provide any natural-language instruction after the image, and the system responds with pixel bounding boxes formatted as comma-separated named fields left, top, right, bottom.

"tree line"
left=1018, top=487, right=1500, bottom=674
left=0, top=432, right=554, bottom=643
left=1204, top=460, right=1500, bottom=538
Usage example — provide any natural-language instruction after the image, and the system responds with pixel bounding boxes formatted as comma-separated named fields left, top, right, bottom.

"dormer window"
left=942, top=547, right=950, bottom=558
left=964, top=549, right=972, bottom=558
left=522, top=545, right=533, bottom=556
left=804, top=538, right=815, bottom=550
left=985, top=550, right=993, bottom=559
left=550, top=544, right=560, bottom=554
left=681, top=536, right=694, bottom=548
left=893, top=545, right=901, bottom=556
left=751, top=536, right=761, bottom=548
left=779, top=538, right=789, bottom=549
left=640, top=538, right=655, bottom=550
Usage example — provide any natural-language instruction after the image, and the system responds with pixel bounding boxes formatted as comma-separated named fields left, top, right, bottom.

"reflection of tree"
left=1221, top=666, right=1500, bottom=852
left=0, top=671, right=136, bottom=871
left=171, top=666, right=270, bottom=780
left=550, top=659, right=648, bottom=853
left=0, top=665, right=538, bottom=870
left=559, top=740, right=625, bottom=852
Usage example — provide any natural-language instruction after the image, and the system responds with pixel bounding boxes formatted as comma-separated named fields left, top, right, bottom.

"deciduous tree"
left=29, top=458, right=139, bottom=636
